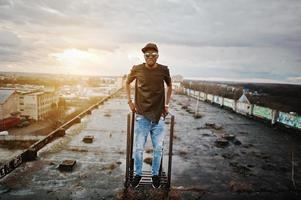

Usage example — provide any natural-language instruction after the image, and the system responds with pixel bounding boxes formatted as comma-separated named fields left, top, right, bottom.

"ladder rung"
left=139, top=182, right=167, bottom=185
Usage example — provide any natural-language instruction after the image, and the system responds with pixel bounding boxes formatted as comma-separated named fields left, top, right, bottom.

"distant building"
left=236, top=93, right=252, bottom=116
left=0, top=89, right=19, bottom=120
left=238, top=91, right=251, bottom=104
left=115, top=77, right=124, bottom=88
left=18, top=91, right=59, bottom=120
left=172, top=75, right=183, bottom=92
left=0, top=89, right=20, bottom=130
left=172, top=75, right=183, bottom=83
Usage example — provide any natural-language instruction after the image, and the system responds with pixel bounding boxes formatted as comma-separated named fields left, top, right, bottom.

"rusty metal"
left=215, top=138, right=229, bottom=147
left=167, top=115, right=175, bottom=189
left=125, top=113, right=131, bottom=188
left=125, top=112, right=135, bottom=188
left=136, top=171, right=168, bottom=188
left=55, top=128, right=66, bottom=137
left=82, top=135, right=94, bottom=143
left=0, top=87, right=123, bottom=180
left=159, top=149, right=163, bottom=176
left=0, top=154, right=22, bottom=179
left=129, top=112, right=135, bottom=180
left=124, top=112, right=175, bottom=190
left=59, top=159, right=76, bottom=171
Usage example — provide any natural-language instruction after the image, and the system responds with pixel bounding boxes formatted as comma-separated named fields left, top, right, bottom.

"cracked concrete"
left=0, top=90, right=300, bottom=199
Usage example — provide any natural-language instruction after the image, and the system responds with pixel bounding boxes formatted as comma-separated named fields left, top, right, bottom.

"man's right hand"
left=128, top=101, right=137, bottom=112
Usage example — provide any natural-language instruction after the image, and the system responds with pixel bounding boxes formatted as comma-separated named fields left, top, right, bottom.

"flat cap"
left=141, top=43, right=158, bottom=53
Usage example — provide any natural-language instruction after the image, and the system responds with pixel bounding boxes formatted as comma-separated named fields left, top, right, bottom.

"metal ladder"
left=124, top=112, right=175, bottom=190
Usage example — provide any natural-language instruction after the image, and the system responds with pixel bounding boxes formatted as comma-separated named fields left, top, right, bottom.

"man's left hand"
left=162, top=105, right=169, bottom=117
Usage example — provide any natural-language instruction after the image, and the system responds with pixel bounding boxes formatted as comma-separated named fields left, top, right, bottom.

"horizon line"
left=0, top=70, right=301, bottom=85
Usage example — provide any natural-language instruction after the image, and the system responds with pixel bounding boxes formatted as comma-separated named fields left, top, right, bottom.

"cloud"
left=0, top=30, right=24, bottom=62
left=0, top=0, right=300, bottom=82
left=287, top=76, right=301, bottom=84
left=0, top=30, right=20, bottom=47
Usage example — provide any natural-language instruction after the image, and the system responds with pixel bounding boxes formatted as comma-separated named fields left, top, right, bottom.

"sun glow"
left=50, top=48, right=105, bottom=74
left=53, top=48, right=94, bottom=66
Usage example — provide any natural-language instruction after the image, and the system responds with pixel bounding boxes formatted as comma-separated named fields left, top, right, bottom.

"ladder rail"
left=167, top=115, right=175, bottom=189
left=129, top=112, right=135, bottom=180
left=125, top=112, right=175, bottom=190
left=125, top=113, right=131, bottom=187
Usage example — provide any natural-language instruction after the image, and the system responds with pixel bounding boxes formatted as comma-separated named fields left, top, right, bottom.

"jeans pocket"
left=136, top=114, right=143, bottom=121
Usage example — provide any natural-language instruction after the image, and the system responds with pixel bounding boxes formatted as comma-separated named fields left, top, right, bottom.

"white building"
left=172, top=75, right=183, bottom=93
left=115, top=76, right=124, bottom=88
left=172, top=75, right=183, bottom=83
left=18, top=91, right=59, bottom=120
left=236, top=93, right=252, bottom=116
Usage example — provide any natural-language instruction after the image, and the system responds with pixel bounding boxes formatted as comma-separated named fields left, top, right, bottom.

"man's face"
left=144, top=50, right=159, bottom=66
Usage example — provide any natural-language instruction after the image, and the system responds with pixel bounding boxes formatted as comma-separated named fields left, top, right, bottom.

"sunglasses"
left=144, top=52, right=158, bottom=58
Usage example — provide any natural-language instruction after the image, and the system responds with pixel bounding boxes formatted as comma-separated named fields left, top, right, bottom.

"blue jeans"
left=134, top=114, right=165, bottom=176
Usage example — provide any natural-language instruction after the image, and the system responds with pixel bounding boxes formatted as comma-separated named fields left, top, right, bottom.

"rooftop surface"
left=0, top=90, right=300, bottom=199
left=0, top=89, right=15, bottom=104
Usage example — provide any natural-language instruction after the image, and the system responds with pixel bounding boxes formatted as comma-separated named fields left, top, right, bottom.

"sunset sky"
left=0, top=0, right=301, bottom=84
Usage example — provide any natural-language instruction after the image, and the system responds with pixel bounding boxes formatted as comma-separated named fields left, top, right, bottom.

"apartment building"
left=18, top=91, right=59, bottom=121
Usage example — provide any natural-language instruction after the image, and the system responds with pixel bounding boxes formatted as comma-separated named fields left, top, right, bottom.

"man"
left=125, top=43, right=172, bottom=188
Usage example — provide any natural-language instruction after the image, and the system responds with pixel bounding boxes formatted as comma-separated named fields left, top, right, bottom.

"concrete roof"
left=0, top=89, right=15, bottom=104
